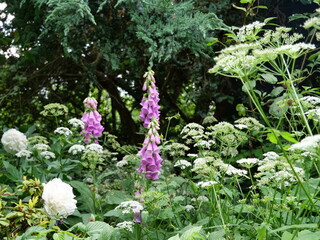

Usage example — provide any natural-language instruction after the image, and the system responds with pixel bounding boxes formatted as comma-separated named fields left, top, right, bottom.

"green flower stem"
left=240, top=75, right=319, bottom=215
left=212, top=185, right=226, bottom=229
left=281, top=55, right=313, bottom=136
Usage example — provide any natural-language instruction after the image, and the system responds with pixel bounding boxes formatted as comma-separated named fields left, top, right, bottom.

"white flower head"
left=85, top=143, right=103, bottom=154
left=237, top=158, right=259, bottom=168
left=115, top=200, right=143, bottom=214
left=33, top=143, right=50, bottom=152
left=289, top=135, right=320, bottom=152
left=16, top=150, right=32, bottom=158
left=116, top=221, right=134, bottom=232
left=40, top=151, right=56, bottom=160
left=68, top=118, right=85, bottom=129
left=1, top=129, right=28, bottom=154
left=197, top=196, right=209, bottom=202
left=174, top=160, right=192, bottom=169
left=54, top=127, right=72, bottom=136
left=184, top=205, right=194, bottom=212
left=42, top=178, right=77, bottom=218
left=68, top=144, right=85, bottom=155
left=196, top=181, right=218, bottom=188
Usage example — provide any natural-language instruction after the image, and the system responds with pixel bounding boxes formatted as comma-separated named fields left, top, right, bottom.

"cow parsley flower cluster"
left=16, top=149, right=32, bottom=158
left=33, top=143, right=50, bottom=152
left=68, top=118, right=85, bottom=129
left=54, top=127, right=72, bottom=136
left=68, top=144, right=85, bottom=155
left=289, top=135, right=320, bottom=152
left=40, top=151, right=56, bottom=160
left=174, top=160, right=192, bottom=169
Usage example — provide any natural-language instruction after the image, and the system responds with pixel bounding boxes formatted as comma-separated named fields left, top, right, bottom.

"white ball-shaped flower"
left=42, top=178, right=77, bottom=218
left=1, top=129, right=28, bottom=154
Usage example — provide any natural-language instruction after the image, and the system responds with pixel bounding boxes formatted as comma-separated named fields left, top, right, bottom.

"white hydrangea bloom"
left=68, top=144, right=85, bottom=155
left=196, top=181, right=218, bottom=188
left=300, top=96, right=320, bottom=106
left=184, top=205, right=194, bottom=212
left=1, top=129, right=28, bottom=154
left=68, top=118, right=85, bottom=129
left=33, top=143, right=50, bottom=152
left=289, top=135, right=320, bottom=152
left=174, top=160, right=192, bottom=169
left=306, top=108, right=320, bottom=121
left=54, top=127, right=72, bottom=136
left=116, top=221, right=134, bottom=232
left=15, top=150, right=32, bottom=158
left=40, top=151, right=56, bottom=160
left=42, top=178, right=77, bottom=218
left=116, top=200, right=143, bottom=214
left=85, top=143, right=103, bottom=154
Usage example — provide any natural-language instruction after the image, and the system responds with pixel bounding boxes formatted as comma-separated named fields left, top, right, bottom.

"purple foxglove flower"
left=137, top=70, right=163, bottom=180
left=81, top=97, right=104, bottom=144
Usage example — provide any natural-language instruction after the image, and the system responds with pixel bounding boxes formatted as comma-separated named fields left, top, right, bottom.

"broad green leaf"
left=281, top=231, right=294, bottom=240
left=296, top=230, right=320, bottom=240
left=168, top=234, right=181, bottom=240
left=267, top=132, right=278, bottom=144
left=270, top=87, right=285, bottom=97
left=70, top=180, right=96, bottom=213
left=261, top=73, right=278, bottom=84
left=181, top=226, right=204, bottom=240
left=105, top=190, right=132, bottom=205
left=3, top=161, right=22, bottom=182
left=280, top=131, right=298, bottom=143
left=208, top=229, right=226, bottom=240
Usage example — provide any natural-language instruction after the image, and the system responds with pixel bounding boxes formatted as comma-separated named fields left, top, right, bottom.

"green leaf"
left=105, top=190, right=132, bottom=205
left=208, top=229, right=226, bottom=240
left=232, top=4, right=246, bottom=12
left=257, top=223, right=268, bottom=240
left=3, top=161, right=22, bottom=182
left=281, top=231, right=294, bottom=240
left=296, top=230, right=320, bottom=240
left=168, top=234, right=181, bottom=240
left=270, top=87, right=285, bottom=97
left=181, top=226, right=205, bottom=240
left=267, top=132, right=278, bottom=144
left=280, top=131, right=298, bottom=143
left=70, top=180, right=96, bottom=213
left=261, top=73, right=278, bottom=84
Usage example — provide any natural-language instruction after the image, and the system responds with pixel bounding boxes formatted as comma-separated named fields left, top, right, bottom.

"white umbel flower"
left=115, top=200, right=143, bottom=214
left=33, top=143, right=50, bottom=152
left=116, top=221, right=134, bottom=232
left=40, top=151, right=56, bottom=160
left=68, top=144, right=85, bottom=155
left=174, top=160, right=192, bottom=169
left=16, top=150, right=32, bottom=158
left=1, top=129, right=28, bottom=154
left=85, top=143, right=103, bottom=154
left=42, top=178, right=77, bottom=219
left=68, top=118, right=85, bottom=129
left=54, top=127, right=72, bottom=136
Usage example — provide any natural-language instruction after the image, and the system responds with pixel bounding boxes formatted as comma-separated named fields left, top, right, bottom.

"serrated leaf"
left=181, top=226, right=204, bottom=240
